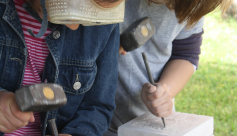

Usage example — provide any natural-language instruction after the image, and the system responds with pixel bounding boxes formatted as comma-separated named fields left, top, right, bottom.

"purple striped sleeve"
left=169, top=30, right=204, bottom=69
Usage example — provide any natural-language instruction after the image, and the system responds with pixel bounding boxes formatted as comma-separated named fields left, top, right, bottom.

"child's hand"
left=119, top=45, right=127, bottom=55
left=141, top=83, right=173, bottom=117
left=0, top=91, right=34, bottom=133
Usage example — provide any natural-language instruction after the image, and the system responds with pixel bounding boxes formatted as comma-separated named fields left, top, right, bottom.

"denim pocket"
left=0, top=39, right=26, bottom=92
left=57, top=62, right=97, bottom=95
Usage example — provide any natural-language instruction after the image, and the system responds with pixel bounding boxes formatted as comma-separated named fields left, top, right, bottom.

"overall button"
left=52, top=31, right=60, bottom=39
left=73, top=82, right=81, bottom=90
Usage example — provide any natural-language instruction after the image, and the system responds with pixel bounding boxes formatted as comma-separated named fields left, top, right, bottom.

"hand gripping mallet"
left=15, top=83, right=67, bottom=136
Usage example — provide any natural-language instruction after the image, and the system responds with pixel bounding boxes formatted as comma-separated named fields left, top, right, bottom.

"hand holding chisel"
left=142, top=52, right=166, bottom=127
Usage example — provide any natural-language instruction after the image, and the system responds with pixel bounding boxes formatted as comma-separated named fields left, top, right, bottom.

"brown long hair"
left=25, top=0, right=233, bottom=28
left=147, top=0, right=233, bottom=28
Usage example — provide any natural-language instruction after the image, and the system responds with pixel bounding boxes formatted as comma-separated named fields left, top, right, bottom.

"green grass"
left=175, top=12, right=237, bottom=136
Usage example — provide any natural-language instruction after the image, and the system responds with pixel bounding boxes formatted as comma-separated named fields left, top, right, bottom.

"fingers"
left=146, top=88, right=170, bottom=108
left=0, top=125, right=15, bottom=133
left=151, top=100, right=173, bottom=117
left=142, top=83, right=173, bottom=117
left=146, top=86, right=165, bottom=100
left=9, top=98, right=33, bottom=123
left=154, top=110, right=173, bottom=117
left=141, top=85, right=148, bottom=103
left=0, top=112, right=19, bottom=133
left=141, top=83, right=156, bottom=104
left=29, top=113, right=35, bottom=123
left=2, top=108, right=27, bottom=131
left=142, top=83, right=165, bottom=100
left=0, top=92, right=33, bottom=133
left=121, top=50, right=127, bottom=55
left=119, top=45, right=127, bottom=55
left=142, top=83, right=156, bottom=94
left=119, top=45, right=123, bottom=54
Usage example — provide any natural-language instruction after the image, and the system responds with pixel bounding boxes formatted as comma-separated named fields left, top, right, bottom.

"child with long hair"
left=105, top=0, right=233, bottom=135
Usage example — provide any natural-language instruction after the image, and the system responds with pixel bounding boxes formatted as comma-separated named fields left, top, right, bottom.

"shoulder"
left=175, top=17, right=204, bottom=40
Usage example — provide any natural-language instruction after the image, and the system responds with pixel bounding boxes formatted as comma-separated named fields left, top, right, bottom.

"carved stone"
left=118, top=112, right=214, bottom=136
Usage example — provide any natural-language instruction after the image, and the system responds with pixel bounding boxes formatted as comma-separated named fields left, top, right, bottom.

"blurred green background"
left=176, top=12, right=237, bottom=136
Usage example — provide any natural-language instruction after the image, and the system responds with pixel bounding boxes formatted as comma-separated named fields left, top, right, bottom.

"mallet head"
left=15, top=83, right=67, bottom=112
left=120, top=17, right=155, bottom=52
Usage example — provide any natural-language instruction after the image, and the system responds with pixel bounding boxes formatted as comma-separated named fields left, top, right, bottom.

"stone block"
left=118, top=112, right=214, bottom=136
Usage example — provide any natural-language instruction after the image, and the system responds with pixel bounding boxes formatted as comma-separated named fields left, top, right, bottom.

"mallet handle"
left=48, top=118, right=59, bottom=136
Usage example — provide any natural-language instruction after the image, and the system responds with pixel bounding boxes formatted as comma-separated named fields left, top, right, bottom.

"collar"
left=0, top=0, right=59, bottom=31
left=22, top=2, right=59, bottom=31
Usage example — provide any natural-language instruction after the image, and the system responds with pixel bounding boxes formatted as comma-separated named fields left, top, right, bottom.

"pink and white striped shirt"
left=5, top=0, right=52, bottom=135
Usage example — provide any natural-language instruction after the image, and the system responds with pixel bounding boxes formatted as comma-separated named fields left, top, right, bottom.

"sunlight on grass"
left=202, top=12, right=237, bottom=65
left=176, top=11, right=237, bottom=136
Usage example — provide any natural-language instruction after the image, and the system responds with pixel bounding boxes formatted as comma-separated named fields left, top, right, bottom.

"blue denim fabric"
left=0, top=0, right=119, bottom=136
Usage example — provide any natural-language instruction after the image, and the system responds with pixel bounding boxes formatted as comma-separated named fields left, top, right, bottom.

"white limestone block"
left=118, top=112, right=214, bottom=136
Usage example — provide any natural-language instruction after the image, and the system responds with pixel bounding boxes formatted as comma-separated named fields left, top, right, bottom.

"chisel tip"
left=161, top=117, right=166, bottom=128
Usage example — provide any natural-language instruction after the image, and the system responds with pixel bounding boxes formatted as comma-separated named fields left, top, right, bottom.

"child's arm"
left=159, top=59, right=195, bottom=98
left=141, top=19, right=204, bottom=117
